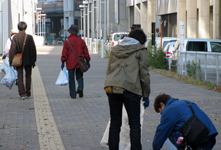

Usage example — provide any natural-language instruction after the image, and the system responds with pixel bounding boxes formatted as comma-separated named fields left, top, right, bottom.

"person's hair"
left=154, top=93, right=172, bottom=113
left=128, top=28, right=147, bottom=45
left=130, top=26, right=136, bottom=31
left=18, top=21, right=27, bottom=31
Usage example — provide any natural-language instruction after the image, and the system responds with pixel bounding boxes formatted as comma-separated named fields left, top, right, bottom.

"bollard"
left=89, top=38, right=92, bottom=52
left=101, top=40, right=104, bottom=58
left=85, top=38, right=88, bottom=45
left=168, top=57, right=171, bottom=71
left=95, top=39, right=97, bottom=54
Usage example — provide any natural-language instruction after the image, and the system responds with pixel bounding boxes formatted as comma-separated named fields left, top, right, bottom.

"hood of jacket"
left=111, top=37, right=146, bottom=59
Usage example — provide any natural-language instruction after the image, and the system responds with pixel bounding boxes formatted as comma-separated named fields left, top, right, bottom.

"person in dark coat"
left=9, top=21, right=37, bottom=100
left=152, top=93, right=218, bottom=150
left=61, top=24, right=91, bottom=99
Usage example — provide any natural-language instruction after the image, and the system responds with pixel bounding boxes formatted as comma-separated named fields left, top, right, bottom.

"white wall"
left=1, top=0, right=36, bottom=55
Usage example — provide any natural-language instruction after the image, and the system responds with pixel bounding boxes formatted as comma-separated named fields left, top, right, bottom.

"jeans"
left=169, top=131, right=216, bottom=150
left=107, top=90, right=142, bottom=150
left=16, top=65, right=32, bottom=97
left=68, top=68, right=83, bottom=98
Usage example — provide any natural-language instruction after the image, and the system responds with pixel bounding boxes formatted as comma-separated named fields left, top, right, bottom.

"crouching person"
left=152, top=93, right=218, bottom=150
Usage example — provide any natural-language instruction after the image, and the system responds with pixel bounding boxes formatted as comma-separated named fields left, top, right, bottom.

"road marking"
left=32, top=66, right=65, bottom=150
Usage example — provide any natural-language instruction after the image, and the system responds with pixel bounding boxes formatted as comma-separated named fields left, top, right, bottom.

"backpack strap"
left=183, top=100, right=195, bottom=115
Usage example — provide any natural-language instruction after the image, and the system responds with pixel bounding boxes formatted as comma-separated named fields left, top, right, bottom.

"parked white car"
left=183, top=38, right=221, bottom=53
left=164, top=38, right=221, bottom=59
left=163, top=42, right=176, bottom=58
left=108, top=32, right=129, bottom=46
left=145, top=37, right=177, bottom=50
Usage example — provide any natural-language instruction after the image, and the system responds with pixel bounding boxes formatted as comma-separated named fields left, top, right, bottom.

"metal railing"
left=83, top=38, right=109, bottom=58
left=177, top=52, right=221, bottom=86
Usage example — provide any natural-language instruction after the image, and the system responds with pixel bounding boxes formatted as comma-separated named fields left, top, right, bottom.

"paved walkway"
left=0, top=46, right=220, bottom=150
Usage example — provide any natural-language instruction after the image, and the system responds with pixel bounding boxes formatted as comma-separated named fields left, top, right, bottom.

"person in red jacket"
left=61, top=24, right=91, bottom=99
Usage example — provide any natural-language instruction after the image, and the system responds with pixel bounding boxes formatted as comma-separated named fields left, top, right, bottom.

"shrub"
left=147, top=40, right=168, bottom=69
left=186, top=60, right=202, bottom=80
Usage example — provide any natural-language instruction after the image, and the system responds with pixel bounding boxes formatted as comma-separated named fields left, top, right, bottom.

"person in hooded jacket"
left=104, top=28, right=150, bottom=150
left=152, top=93, right=218, bottom=150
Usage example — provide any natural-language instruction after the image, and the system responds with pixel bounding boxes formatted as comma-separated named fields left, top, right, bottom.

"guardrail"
left=177, top=52, right=221, bottom=86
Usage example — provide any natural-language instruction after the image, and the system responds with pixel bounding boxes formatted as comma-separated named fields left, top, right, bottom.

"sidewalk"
left=0, top=46, right=220, bottom=150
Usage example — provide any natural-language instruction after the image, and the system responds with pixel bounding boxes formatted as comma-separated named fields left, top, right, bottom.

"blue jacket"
left=152, top=98, right=218, bottom=150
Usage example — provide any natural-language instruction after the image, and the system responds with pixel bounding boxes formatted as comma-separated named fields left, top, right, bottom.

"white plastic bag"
left=101, top=101, right=145, bottom=150
left=0, top=66, right=17, bottom=90
left=55, top=67, right=68, bottom=86
left=0, top=58, right=10, bottom=74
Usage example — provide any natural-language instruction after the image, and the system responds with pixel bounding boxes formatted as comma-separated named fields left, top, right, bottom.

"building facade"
left=0, top=0, right=37, bottom=55
left=37, top=0, right=83, bottom=40
left=63, top=0, right=82, bottom=38
left=128, top=0, right=221, bottom=39
left=81, top=0, right=128, bottom=40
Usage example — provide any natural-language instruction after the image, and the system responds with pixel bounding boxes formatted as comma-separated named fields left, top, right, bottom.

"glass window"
left=210, top=42, right=221, bottom=52
left=114, top=34, right=128, bottom=41
left=186, top=42, right=207, bottom=52
left=163, top=40, right=176, bottom=50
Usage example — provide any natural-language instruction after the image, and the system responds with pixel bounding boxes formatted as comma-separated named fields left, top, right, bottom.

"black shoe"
left=77, top=90, right=83, bottom=98
left=15, top=79, right=18, bottom=85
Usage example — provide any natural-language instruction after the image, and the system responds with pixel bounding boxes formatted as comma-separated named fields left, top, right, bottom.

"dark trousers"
left=107, top=90, right=142, bottom=150
left=16, top=65, right=32, bottom=97
left=169, top=132, right=216, bottom=150
left=68, top=68, right=83, bottom=98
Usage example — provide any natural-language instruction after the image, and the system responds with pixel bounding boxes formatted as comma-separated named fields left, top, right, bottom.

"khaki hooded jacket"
left=104, top=37, right=150, bottom=98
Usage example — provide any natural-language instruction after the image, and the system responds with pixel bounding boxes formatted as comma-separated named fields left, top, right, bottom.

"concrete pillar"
left=87, top=3, right=90, bottom=38
left=2, top=0, right=9, bottom=54
left=98, top=0, right=101, bottom=39
left=213, top=0, right=221, bottom=39
left=83, top=6, right=86, bottom=38
left=177, top=0, right=186, bottom=38
left=91, top=2, right=95, bottom=39
left=186, top=0, right=197, bottom=38
left=95, top=1, right=99, bottom=39
left=0, top=1, right=3, bottom=54
left=198, top=0, right=210, bottom=39
left=129, top=7, right=134, bottom=27
left=147, top=0, right=156, bottom=38
left=68, top=0, right=74, bottom=26
left=107, top=0, right=110, bottom=36
left=118, top=0, right=128, bottom=32
left=141, top=2, right=147, bottom=35
left=134, top=4, right=140, bottom=24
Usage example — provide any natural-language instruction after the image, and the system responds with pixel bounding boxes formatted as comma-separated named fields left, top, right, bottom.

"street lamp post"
left=83, top=1, right=88, bottom=39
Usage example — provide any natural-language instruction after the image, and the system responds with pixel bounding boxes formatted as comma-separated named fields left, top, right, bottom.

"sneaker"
left=19, top=96, right=25, bottom=100
left=25, top=95, right=31, bottom=99
left=77, top=90, right=83, bottom=98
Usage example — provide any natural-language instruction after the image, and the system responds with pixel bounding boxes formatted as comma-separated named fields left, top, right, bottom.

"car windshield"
left=163, top=40, right=176, bottom=50
left=211, top=42, right=221, bottom=52
left=114, top=34, right=127, bottom=41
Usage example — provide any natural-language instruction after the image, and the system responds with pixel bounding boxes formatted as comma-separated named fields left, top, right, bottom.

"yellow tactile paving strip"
left=32, top=66, right=65, bottom=150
